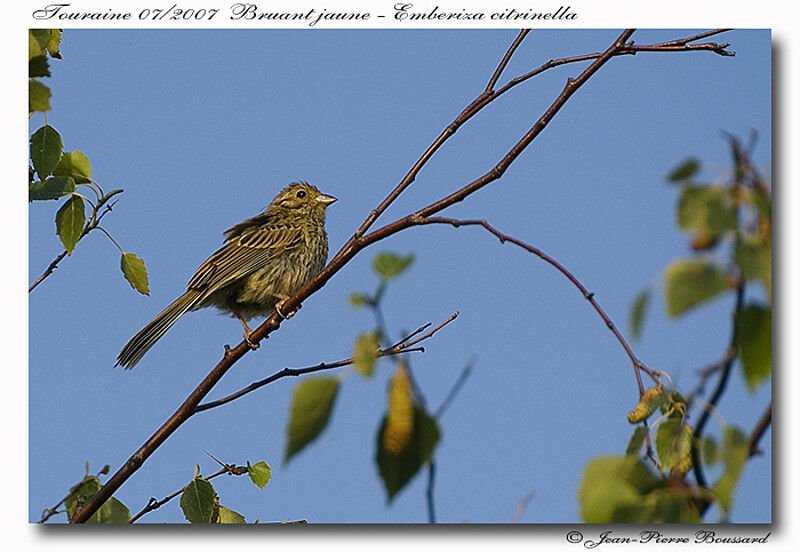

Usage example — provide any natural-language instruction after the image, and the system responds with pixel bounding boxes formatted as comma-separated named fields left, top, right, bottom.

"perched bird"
left=116, top=182, right=336, bottom=369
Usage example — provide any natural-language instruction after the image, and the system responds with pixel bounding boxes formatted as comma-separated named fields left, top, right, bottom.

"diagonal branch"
left=747, top=401, right=772, bottom=457
left=72, top=29, right=735, bottom=523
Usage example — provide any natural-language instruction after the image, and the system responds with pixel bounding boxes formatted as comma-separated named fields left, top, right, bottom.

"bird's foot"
left=243, top=330, right=259, bottom=350
left=275, top=297, right=300, bottom=319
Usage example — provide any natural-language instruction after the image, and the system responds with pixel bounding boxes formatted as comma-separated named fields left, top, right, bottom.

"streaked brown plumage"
left=116, top=182, right=336, bottom=369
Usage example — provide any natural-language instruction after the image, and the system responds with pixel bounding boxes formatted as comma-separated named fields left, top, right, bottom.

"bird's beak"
left=316, top=194, right=337, bottom=205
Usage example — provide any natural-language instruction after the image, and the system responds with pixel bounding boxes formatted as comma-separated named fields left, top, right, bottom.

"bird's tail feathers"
left=116, top=291, right=201, bottom=369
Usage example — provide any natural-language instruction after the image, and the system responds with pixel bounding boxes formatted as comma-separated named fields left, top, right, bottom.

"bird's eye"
left=296, top=190, right=306, bottom=198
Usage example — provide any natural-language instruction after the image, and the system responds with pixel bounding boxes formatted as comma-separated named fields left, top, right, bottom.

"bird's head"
left=268, top=182, right=337, bottom=219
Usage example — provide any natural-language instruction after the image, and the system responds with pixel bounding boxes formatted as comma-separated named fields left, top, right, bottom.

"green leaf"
left=667, top=158, right=701, bottom=182
left=578, top=455, right=658, bottom=523
left=734, top=237, right=771, bottom=301
left=348, top=293, right=369, bottom=308
left=120, top=252, right=150, bottom=295
left=376, top=405, right=440, bottom=502
left=30, top=29, right=52, bottom=51
left=87, top=497, right=131, bottom=524
left=702, top=436, right=721, bottom=465
left=30, top=125, right=63, bottom=179
left=285, top=377, right=340, bottom=461
left=712, top=426, right=749, bottom=512
left=54, top=151, right=92, bottom=183
left=55, top=194, right=85, bottom=255
left=216, top=505, right=246, bottom=524
left=736, top=304, right=771, bottom=390
left=353, top=331, right=380, bottom=378
left=677, top=185, right=737, bottom=235
left=625, top=426, right=648, bottom=456
left=46, top=29, right=62, bottom=58
left=373, top=252, right=415, bottom=281
left=29, top=175, right=74, bottom=201
left=29, top=56, right=50, bottom=78
left=180, top=478, right=216, bottom=523
left=655, top=419, right=693, bottom=470
left=65, top=476, right=101, bottom=521
left=664, top=259, right=729, bottom=317
left=247, top=461, right=272, bottom=489
left=29, top=30, right=44, bottom=59
left=29, top=80, right=51, bottom=113
left=629, top=289, right=650, bottom=340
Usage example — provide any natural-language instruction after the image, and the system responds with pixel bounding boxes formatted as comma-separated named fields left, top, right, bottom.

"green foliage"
left=180, top=477, right=216, bottom=523
left=625, top=426, right=648, bottom=456
left=120, top=252, right=150, bottom=295
left=87, top=497, right=131, bottom=524
left=54, top=150, right=92, bottom=183
left=578, top=456, right=657, bottom=522
left=712, top=426, right=749, bottom=513
left=677, top=185, right=737, bottom=235
left=655, top=419, right=693, bottom=471
left=30, top=125, right=63, bottom=180
left=376, top=405, right=440, bottom=502
left=285, top=377, right=340, bottom=461
left=217, top=505, right=246, bottom=524
left=736, top=304, right=771, bottom=390
left=734, top=236, right=771, bottom=300
left=701, top=436, right=721, bottom=465
left=247, top=461, right=272, bottom=490
left=55, top=194, right=85, bottom=254
left=353, top=331, right=380, bottom=377
left=667, top=158, right=701, bottom=182
left=29, top=30, right=147, bottom=295
left=629, top=288, right=650, bottom=340
left=373, top=252, right=414, bottom=281
left=29, top=29, right=60, bottom=77
left=29, top=175, right=74, bottom=201
left=64, top=464, right=130, bottom=523
left=29, top=80, right=51, bottom=113
left=663, top=259, right=729, bottom=317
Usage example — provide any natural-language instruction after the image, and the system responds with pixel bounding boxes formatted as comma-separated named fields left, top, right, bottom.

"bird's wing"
left=187, top=222, right=304, bottom=294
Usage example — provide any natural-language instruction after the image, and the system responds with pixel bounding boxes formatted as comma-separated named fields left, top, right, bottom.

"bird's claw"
left=275, top=299, right=299, bottom=319
left=244, top=332, right=259, bottom=350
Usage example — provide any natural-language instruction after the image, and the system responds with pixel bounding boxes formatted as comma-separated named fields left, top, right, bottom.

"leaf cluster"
left=29, top=30, right=149, bottom=295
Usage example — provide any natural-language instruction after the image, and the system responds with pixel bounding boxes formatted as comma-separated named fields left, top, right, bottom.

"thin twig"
left=486, top=30, right=530, bottom=93
left=747, top=401, right=772, bottom=457
left=426, top=460, right=436, bottom=524
left=195, top=313, right=457, bottom=413
left=73, top=29, right=734, bottom=523
left=435, top=361, right=474, bottom=418
left=512, top=492, right=534, bottom=523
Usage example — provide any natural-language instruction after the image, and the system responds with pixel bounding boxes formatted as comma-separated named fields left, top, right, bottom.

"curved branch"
left=416, top=217, right=659, bottom=392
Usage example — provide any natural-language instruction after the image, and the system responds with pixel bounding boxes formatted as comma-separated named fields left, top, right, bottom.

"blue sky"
left=28, top=29, right=771, bottom=523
